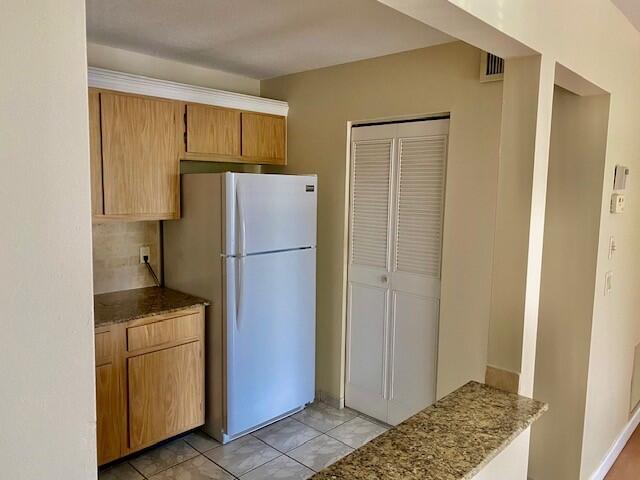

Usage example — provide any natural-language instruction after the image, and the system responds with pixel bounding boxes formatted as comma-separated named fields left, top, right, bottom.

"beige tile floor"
left=99, top=402, right=389, bottom=480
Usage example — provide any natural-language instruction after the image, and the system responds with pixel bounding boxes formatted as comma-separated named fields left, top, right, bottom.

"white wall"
left=380, top=0, right=640, bottom=477
left=87, top=42, right=260, bottom=95
left=0, top=1, right=97, bottom=478
left=262, top=42, right=503, bottom=402
left=530, top=87, right=610, bottom=480
left=486, top=55, right=544, bottom=377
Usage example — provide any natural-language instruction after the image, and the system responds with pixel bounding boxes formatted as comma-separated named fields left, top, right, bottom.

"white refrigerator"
left=163, top=172, right=317, bottom=443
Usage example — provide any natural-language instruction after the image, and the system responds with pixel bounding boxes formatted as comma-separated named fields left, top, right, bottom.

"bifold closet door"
left=345, top=124, right=396, bottom=421
left=346, top=119, right=448, bottom=425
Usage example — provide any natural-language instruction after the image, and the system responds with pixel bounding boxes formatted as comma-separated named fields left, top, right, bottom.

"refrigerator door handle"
left=236, top=183, right=247, bottom=257
left=236, top=256, right=245, bottom=330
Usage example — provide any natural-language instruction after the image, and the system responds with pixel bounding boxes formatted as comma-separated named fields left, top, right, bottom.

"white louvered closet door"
left=346, top=119, right=449, bottom=425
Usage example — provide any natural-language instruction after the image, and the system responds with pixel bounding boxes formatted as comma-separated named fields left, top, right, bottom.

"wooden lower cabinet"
left=128, top=341, right=204, bottom=450
left=96, top=363, right=122, bottom=465
left=95, top=306, right=205, bottom=465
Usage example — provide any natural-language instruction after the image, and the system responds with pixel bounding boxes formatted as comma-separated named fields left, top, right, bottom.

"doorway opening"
left=529, top=76, right=610, bottom=479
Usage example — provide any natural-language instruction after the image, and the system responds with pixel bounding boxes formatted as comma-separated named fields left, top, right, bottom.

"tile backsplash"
left=92, top=222, right=161, bottom=294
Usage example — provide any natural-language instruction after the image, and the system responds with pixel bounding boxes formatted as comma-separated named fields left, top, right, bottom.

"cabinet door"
left=241, top=112, right=286, bottom=164
left=101, top=92, right=181, bottom=218
left=186, top=104, right=240, bottom=156
left=88, top=89, right=104, bottom=216
left=128, top=341, right=203, bottom=450
left=96, top=364, right=121, bottom=465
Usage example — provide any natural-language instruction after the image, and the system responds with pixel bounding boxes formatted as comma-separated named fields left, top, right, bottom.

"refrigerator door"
left=224, top=248, right=316, bottom=437
left=224, top=173, right=317, bottom=256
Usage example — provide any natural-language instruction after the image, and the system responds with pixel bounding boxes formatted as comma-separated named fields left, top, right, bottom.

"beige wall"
left=92, top=222, right=161, bottom=294
left=261, top=42, right=503, bottom=401
left=632, top=344, right=640, bottom=412
left=486, top=56, right=543, bottom=377
left=87, top=42, right=260, bottom=95
left=381, top=0, right=640, bottom=476
left=0, top=1, right=97, bottom=478
left=529, top=87, right=609, bottom=480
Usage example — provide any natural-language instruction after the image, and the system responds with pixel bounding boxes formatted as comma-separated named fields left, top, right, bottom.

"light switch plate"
left=614, top=165, right=629, bottom=190
left=611, top=193, right=625, bottom=214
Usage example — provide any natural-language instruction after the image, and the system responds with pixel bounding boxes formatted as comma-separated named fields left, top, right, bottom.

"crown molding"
left=87, top=67, right=288, bottom=116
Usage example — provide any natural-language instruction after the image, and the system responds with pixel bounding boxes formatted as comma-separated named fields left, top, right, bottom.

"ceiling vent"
left=480, top=51, right=504, bottom=82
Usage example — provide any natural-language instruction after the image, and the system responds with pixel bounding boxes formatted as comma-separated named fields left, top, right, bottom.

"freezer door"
left=225, top=249, right=316, bottom=437
left=224, top=173, right=317, bottom=256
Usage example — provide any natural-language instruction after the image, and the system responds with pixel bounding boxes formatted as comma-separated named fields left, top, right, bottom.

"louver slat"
left=395, top=136, right=446, bottom=277
left=350, top=140, right=392, bottom=269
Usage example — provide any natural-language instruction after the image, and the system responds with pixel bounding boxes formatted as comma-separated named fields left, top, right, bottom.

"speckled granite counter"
left=313, top=381, right=547, bottom=480
left=94, top=286, right=209, bottom=328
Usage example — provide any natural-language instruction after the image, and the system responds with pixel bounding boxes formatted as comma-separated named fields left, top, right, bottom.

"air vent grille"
left=480, top=51, right=504, bottom=82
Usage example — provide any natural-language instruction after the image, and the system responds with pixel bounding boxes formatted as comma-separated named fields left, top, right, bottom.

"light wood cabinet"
left=127, top=312, right=201, bottom=352
left=95, top=306, right=205, bottom=465
left=128, top=341, right=204, bottom=450
left=100, top=92, right=182, bottom=219
left=96, top=363, right=122, bottom=465
left=89, top=90, right=104, bottom=216
left=95, top=329, right=124, bottom=466
left=87, top=87, right=288, bottom=223
left=241, top=112, right=286, bottom=164
left=186, top=104, right=240, bottom=157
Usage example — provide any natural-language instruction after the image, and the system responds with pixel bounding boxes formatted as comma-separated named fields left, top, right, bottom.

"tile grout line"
left=125, top=460, right=147, bottom=479
left=207, top=435, right=280, bottom=479
left=118, top=403, right=367, bottom=479
left=198, top=444, right=242, bottom=479
left=133, top=453, right=198, bottom=479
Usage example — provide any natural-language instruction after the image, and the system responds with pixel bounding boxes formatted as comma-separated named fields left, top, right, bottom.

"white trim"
left=589, top=406, right=640, bottom=480
left=87, top=67, right=289, bottom=116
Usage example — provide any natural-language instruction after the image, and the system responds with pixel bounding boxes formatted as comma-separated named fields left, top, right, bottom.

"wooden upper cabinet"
left=88, top=89, right=104, bottom=216
left=186, top=104, right=240, bottom=157
left=100, top=92, right=182, bottom=218
left=241, top=112, right=286, bottom=164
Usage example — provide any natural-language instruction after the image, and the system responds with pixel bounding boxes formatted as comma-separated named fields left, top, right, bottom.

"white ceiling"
left=86, top=0, right=453, bottom=80
left=612, top=0, right=640, bottom=31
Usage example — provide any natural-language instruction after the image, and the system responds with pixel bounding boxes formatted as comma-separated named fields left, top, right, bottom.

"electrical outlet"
left=139, top=246, right=151, bottom=264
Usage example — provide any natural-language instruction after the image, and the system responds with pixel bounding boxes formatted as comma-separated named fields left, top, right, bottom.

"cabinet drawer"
left=127, top=313, right=201, bottom=351
left=95, top=331, right=112, bottom=366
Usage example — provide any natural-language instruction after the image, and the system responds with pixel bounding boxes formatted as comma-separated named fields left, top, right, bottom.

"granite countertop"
left=313, top=381, right=548, bottom=480
left=94, top=286, right=210, bottom=328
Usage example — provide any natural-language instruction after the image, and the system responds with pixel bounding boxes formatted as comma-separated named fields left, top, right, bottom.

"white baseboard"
left=589, top=406, right=640, bottom=480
